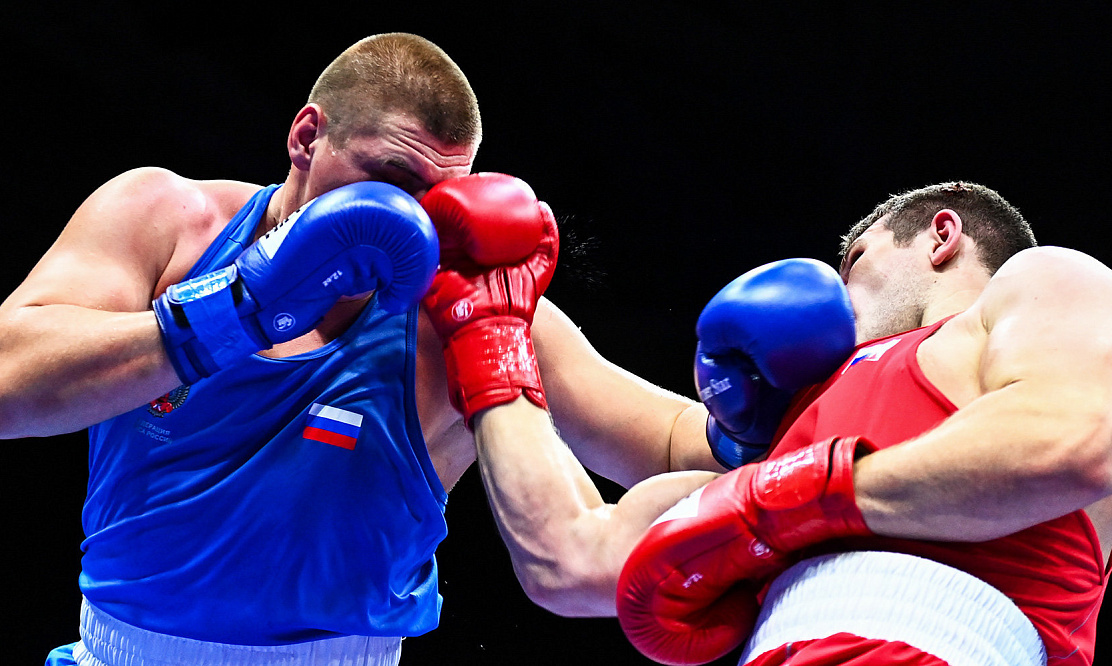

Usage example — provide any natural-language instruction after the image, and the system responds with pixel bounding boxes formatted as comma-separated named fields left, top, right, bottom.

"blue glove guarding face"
left=154, top=181, right=439, bottom=384
left=695, top=258, right=856, bottom=468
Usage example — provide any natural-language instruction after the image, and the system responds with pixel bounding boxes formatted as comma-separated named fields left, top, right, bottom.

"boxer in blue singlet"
left=11, top=33, right=479, bottom=666
left=2, top=32, right=725, bottom=666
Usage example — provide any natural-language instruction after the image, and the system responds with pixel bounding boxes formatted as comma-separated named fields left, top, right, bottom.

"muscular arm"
left=473, top=397, right=717, bottom=616
left=0, top=168, right=227, bottom=437
left=532, top=299, right=724, bottom=487
left=856, top=247, right=1112, bottom=541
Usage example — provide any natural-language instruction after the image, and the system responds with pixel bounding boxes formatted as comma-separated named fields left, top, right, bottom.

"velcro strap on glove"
left=153, top=265, right=261, bottom=384
left=752, top=436, right=877, bottom=552
left=441, top=316, right=547, bottom=426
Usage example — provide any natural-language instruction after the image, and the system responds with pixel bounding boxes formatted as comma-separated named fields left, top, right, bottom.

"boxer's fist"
left=420, top=173, right=559, bottom=424
left=618, top=481, right=763, bottom=665
left=421, top=172, right=548, bottom=267
left=154, top=181, right=438, bottom=384
left=617, top=436, right=875, bottom=664
left=695, top=259, right=855, bottom=468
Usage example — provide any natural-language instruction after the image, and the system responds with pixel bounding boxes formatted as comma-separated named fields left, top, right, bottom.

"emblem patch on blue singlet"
left=148, top=385, right=191, bottom=416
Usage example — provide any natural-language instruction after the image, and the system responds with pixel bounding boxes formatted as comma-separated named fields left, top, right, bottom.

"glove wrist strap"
left=752, top=436, right=876, bottom=551
left=153, top=266, right=263, bottom=384
left=441, top=317, right=548, bottom=426
left=707, top=416, right=771, bottom=469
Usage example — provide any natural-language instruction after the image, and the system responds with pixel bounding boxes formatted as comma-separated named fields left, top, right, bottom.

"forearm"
left=0, top=304, right=181, bottom=437
left=474, top=398, right=617, bottom=615
left=856, top=380, right=1112, bottom=541
left=473, top=398, right=717, bottom=616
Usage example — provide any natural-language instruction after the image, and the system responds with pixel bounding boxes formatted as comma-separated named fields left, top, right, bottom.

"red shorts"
left=745, top=633, right=948, bottom=665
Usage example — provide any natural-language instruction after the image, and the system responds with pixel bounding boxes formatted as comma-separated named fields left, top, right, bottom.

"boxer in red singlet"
left=454, top=182, right=1110, bottom=666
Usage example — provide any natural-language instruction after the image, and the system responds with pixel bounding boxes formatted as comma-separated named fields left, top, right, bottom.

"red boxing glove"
left=616, top=436, right=877, bottom=665
left=421, top=173, right=559, bottom=425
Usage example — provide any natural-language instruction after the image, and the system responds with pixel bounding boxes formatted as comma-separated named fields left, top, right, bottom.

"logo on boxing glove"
left=748, top=539, right=773, bottom=559
left=451, top=299, right=474, bottom=322
left=697, top=376, right=734, bottom=402
left=274, top=313, right=296, bottom=332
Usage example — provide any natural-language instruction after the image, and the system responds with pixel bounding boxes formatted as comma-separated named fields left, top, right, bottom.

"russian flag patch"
left=303, top=403, right=363, bottom=450
left=842, top=338, right=902, bottom=374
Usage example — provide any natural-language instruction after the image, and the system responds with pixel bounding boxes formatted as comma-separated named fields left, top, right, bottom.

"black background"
left=4, top=3, right=1111, bottom=664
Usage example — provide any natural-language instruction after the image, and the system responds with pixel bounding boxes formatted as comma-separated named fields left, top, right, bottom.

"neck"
left=921, top=277, right=990, bottom=328
left=257, top=170, right=312, bottom=241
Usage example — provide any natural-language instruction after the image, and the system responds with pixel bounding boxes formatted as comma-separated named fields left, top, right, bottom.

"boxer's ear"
left=288, top=104, right=325, bottom=171
left=928, top=209, right=963, bottom=267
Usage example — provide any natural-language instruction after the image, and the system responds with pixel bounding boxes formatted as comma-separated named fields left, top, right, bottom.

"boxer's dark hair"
left=840, top=182, right=1036, bottom=274
left=309, top=33, right=481, bottom=148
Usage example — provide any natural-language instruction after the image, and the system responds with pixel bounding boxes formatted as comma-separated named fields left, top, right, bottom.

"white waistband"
left=739, top=551, right=1047, bottom=666
left=74, top=598, right=403, bottom=666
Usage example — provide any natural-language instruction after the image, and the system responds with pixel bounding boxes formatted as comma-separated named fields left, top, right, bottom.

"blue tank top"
left=81, top=185, right=449, bottom=645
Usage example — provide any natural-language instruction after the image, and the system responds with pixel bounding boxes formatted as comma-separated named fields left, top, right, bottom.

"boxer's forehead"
left=843, top=216, right=891, bottom=253
left=839, top=216, right=892, bottom=278
left=349, top=114, right=475, bottom=195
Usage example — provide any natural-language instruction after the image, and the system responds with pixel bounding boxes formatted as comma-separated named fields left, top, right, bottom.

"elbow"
left=514, top=544, right=617, bottom=617
left=0, top=339, right=41, bottom=438
left=0, top=372, right=63, bottom=439
left=1077, top=410, right=1112, bottom=495
left=517, top=573, right=581, bottom=617
left=0, top=403, right=48, bottom=439
left=0, top=383, right=73, bottom=439
left=519, top=573, right=613, bottom=618
left=0, top=385, right=29, bottom=439
left=1041, top=407, right=1112, bottom=499
left=1073, top=442, right=1112, bottom=499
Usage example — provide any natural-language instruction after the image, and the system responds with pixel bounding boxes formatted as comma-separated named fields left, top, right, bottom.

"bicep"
left=971, top=247, right=1112, bottom=487
left=532, top=298, right=700, bottom=486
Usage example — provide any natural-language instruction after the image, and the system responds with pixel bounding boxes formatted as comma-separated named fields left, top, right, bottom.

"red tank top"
left=771, top=318, right=1108, bottom=665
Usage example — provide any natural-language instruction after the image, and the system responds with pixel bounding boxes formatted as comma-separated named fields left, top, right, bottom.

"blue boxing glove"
left=695, top=258, right=855, bottom=468
left=153, top=181, right=439, bottom=384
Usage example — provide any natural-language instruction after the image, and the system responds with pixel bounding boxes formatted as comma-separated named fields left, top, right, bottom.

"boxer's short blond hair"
left=308, top=33, right=481, bottom=149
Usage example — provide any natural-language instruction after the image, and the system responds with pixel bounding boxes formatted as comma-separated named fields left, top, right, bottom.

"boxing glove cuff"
left=752, top=436, right=877, bottom=552
left=441, top=316, right=548, bottom=425
left=153, top=265, right=266, bottom=384
left=706, top=416, right=772, bottom=469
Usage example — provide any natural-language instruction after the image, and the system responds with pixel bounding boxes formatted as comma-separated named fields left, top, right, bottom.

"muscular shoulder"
left=84, top=168, right=262, bottom=291
left=963, top=245, right=1112, bottom=398
left=85, top=167, right=257, bottom=239
left=10, top=168, right=263, bottom=312
left=979, top=246, right=1112, bottom=323
left=922, top=247, right=1112, bottom=406
left=996, top=245, right=1109, bottom=279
